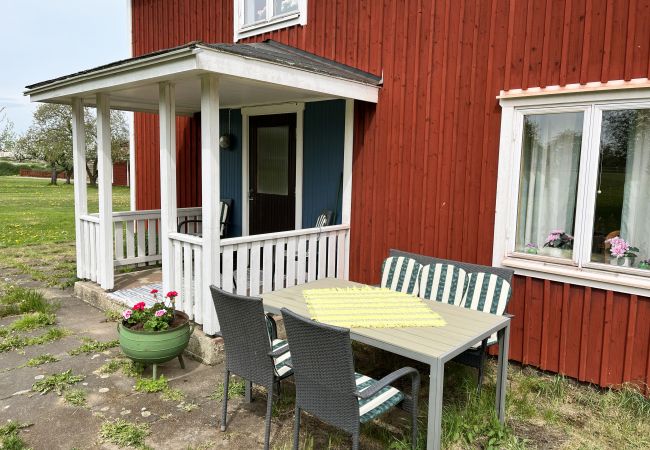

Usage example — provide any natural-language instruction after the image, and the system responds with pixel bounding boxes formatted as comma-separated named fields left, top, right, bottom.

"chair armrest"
left=267, top=345, right=290, bottom=358
left=356, top=367, right=420, bottom=400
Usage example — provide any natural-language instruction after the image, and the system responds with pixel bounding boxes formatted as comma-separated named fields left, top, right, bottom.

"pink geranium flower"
left=155, top=309, right=166, bottom=317
left=122, top=309, right=132, bottom=320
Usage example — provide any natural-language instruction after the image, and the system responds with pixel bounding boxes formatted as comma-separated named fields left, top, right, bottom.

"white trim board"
left=233, top=0, right=308, bottom=41
left=241, top=103, right=305, bottom=236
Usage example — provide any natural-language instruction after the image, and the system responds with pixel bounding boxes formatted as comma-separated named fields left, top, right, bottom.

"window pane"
left=257, top=126, right=289, bottom=195
left=274, top=0, right=299, bottom=16
left=244, top=0, right=266, bottom=25
left=591, top=109, right=650, bottom=270
left=515, top=112, right=584, bottom=259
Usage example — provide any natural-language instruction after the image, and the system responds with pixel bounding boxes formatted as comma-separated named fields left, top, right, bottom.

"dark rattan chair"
left=209, top=286, right=293, bottom=450
left=389, top=249, right=514, bottom=393
left=281, top=308, right=420, bottom=450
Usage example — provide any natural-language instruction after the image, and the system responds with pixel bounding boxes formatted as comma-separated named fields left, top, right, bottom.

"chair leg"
left=477, top=340, right=488, bottom=397
left=411, top=402, right=418, bottom=449
left=292, top=407, right=301, bottom=450
left=245, top=379, right=253, bottom=403
left=263, top=388, right=273, bottom=450
left=352, top=432, right=360, bottom=450
left=221, top=370, right=230, bottom=432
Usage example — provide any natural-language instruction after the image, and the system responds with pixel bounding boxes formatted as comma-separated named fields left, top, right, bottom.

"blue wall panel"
left=219, top=108, right=242, bottom=237
left=302, top=100, right=345, bottom=227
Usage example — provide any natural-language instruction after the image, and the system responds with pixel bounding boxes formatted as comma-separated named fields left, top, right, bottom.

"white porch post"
left=201, top=74, right=221, bottom=334
left=342, top=99, right=354, bottom=279
left=159, top=82, right=177, bottom=295
left=71, top=98, right=87, bottom=279
left=96, top=93, right=114, bottom=290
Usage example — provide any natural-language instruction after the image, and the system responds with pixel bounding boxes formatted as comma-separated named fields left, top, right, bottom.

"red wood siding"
left=131, top=0, right=650, bottom=390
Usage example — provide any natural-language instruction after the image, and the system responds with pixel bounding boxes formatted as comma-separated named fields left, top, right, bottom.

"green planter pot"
left=118, top=311, right=193, bottom=379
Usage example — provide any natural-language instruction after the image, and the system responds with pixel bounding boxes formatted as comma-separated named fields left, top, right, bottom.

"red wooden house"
left=25, top=0, right=649, bottom=399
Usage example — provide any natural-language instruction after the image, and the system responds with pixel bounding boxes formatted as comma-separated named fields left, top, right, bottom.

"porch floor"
left=108, top=268, right=162, bottom=308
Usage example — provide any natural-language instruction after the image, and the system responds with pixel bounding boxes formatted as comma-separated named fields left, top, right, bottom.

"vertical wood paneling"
left=132, top=0, right=650, bottom=388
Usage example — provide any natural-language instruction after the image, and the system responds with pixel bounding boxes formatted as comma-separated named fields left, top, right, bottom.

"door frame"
left=241, top=102, right=305, bottom=236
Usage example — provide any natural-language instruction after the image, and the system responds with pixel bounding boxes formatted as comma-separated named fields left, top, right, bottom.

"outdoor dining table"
left=262, top=277, right=511, bottom=450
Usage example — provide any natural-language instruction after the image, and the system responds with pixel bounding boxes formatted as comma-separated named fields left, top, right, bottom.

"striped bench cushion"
left=271, top=339, right=292, bottom=377
left=380, top=256, right=423, bottom=295
left=462, top=272, right=512, bottom=347
left=356, top=373, right=404, bottom=423
left=418, top=263, right=469, bottom=305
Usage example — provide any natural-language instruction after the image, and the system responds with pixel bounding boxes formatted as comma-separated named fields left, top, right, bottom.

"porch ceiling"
left=24, top=40, right=381, bottom=113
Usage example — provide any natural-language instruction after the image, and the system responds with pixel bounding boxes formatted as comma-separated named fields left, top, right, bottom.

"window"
left=234, top=0, right=307, bottom=41
left=494, top=88, right=650, bottom=294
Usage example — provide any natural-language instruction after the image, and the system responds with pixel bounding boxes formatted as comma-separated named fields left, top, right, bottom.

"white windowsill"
left=236, top=12, right=302, bottom=41
left=501, top=256, right=650, bottom=297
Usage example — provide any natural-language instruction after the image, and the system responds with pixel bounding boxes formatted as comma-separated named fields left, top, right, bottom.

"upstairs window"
left=494, top=88, right=650, bottom=294
left=235, top=0, right=307, bottom=41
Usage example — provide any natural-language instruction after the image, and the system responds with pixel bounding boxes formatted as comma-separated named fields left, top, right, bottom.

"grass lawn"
left=0, top=176, right=130, bottom=248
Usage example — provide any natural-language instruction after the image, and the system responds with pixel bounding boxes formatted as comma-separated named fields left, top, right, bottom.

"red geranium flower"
left=133, top=301, right=146, bottom=311
left=166, top=291, right=178, bottom=298
left=150, top=289, right=159, bottom=294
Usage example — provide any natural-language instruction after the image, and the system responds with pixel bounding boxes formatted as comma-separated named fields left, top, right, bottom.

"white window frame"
left=233, top=0, right=307, bottom=41
left=493, top=87, right=650, bottom=296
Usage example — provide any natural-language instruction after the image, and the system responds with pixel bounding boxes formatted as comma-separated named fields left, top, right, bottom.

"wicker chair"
left=209, top=286, right=293, bottom=450
left=389, top=249, right=514, bottom=394
left=281, top=308, right=420, bottom=450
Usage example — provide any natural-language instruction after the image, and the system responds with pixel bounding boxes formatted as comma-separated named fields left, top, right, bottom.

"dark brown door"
left=249, top=113, right=296, bottom=235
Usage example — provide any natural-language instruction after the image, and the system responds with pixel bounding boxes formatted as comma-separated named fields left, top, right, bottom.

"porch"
left=25, top=40, right=381, bottom=335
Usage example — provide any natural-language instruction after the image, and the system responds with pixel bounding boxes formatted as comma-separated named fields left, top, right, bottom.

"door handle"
left=248, top=189, right=255, bottom=201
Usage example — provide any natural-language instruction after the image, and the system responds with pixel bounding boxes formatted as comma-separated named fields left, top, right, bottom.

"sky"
left=0, top=0, right=130, bottom=133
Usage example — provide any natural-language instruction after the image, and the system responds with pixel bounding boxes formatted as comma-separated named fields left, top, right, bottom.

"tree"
left=21, top=104, right=129, bottom=185
left=0, top=106, right=16, bottom=154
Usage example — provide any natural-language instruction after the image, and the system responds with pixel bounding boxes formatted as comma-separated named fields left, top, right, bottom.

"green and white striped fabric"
left=418, top=263, right=469, bottom=305
left=380, top=257, right=423, bottom=295
left=356, top=373, right=404, bottom=423
left=461, top=272, right=512, bottom=346
left=271, top=339, right=292, bottom=377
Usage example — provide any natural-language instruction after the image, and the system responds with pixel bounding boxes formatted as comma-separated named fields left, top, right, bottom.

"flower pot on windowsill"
left=609, top=256, right=636, bottom=268
left=540, top=247, right=572, bottom=259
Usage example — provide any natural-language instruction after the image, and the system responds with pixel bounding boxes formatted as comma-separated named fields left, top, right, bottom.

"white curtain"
left=621, top=110, right=650, bottom=261
left=517, top=113, right=583, bottom=250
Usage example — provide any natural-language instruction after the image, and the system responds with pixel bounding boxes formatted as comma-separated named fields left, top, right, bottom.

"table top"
left=262, top=278, right=510, bottom=365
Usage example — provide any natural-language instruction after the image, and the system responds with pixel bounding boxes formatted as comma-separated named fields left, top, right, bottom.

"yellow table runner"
left=302, top=286, right=446, bottom=328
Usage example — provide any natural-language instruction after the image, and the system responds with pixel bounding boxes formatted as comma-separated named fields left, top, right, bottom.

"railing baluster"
left=250, top=242, right=261, bottom=296
left=136, top=220, right=146, bottom=267
left=126, top=220, right=135, bottom=261
left=222, top=245, right=234, bottom=293
left=336, top=230, right=346, bottom=278
left=274, top=238, right=286, bottom=290
left=147, top=219, right=156, bottom=261
left=297, top=235, right=307, bottom=285
left=236, top=243, right=248, bottom=295
left=307, top=234, right=317, bottom=282
left=262, top=240, right=273, bottom=293
left=114, top=221, right=124, bottom=261
left=89, top=223, right=97, bottom=282
left=173, top=240, right=182, bottom=302
left=193, top=244, right=202, bottom=323
left=317, top=234, right=327, bottom=279
left=286, top=236, right=297, bottom=287
left=183, top=243, right=192, bottom=318
left=327, top=231, right=336, bottom=277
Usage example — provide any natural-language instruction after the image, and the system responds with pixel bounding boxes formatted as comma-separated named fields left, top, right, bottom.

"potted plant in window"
left=117, top=290, right=193, bottom=379
left=606, top=237, right=639, bottom=268
left=541, top=230, right=573, bottom=258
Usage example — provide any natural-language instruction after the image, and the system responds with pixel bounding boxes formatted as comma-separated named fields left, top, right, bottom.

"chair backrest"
left=461, top=272, right=512, bottom=316
left=388, top=249, right=514, bottom=283
left=419, top=263, right=469, bottom=306
left=281, top=308, right=359, bottom=434
left=380, top=256, right=423, bottom=295
left=314, top=209, right=333, bottom=228
left=209, top=286, right=275, bottom=387
left=220, top=199, right=233, bottom=237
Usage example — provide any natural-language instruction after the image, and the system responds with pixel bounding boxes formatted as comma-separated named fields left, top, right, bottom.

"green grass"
left=210, top=377, right=246, bottom=402
left=68, top=337, right=119, bottom=355
left=134, top=376, right=170, bottom=393
left=99, top=419, right=150, bottom=449
left=0, top=286, right=53, bottom=318
left=32, top=369, right=85, bottom=395
left=97, top=357, right=143, bottom=377
left=64, top=389, right=87, bottom=407
left=0, top=327, right=69, bottom=353
left=0, top=159, right=49, bottom=176
left=0, top=421, right=31, bottom=450
left=24, top=353, right=60, bottom=367
left=1, top=242, right=78, bottom=288
left=0, top=176, right=130, bottom=248
left=0, top=312, right=56, bottom=337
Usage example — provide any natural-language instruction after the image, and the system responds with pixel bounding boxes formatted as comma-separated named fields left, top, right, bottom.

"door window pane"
left=257, top=126, right=289, bottom=195
left=591, top=109, right=650, bottom=270
left=515, top=112, right=584, bottom=259
left=244, top=0, right=266, bottom=25
left=274, top=0, right=299, bottom=16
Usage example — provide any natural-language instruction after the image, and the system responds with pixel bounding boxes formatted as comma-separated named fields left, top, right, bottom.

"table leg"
left=426, top=360, right=444, bottom=450
left=496, top=322, right=510, bottom=423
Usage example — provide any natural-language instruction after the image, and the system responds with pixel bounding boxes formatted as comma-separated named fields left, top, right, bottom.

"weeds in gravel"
left=64, top=389, right=87, bottom=407
left=134, top=376, right=169, bottom=393
left=0, top=327, right=69, bottom=352
left=210, top=377, right=246, bottom=402
left=68, top=338, right=119, bottom=355
left=0, top=286, right=52, bottom=318
left=104, top=309, right=123, bottom=322
left=24, top=353, right=59, bottom=367
left=99, top=419, right=150, bottom=449
left=32, top=369, right=85, bottom=395
left=160, top=387, right=185, bottom=402
left=97, top=358, right=142, bottom=377
left=0, top=312, right=56, bottom=337
left=0, top=420, right=31, bottom=450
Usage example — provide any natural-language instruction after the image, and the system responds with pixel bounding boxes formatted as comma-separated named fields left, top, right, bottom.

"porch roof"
left=24, top=40, right=381, bottom=113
